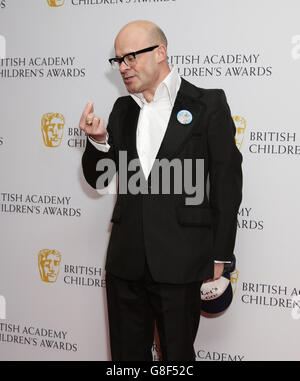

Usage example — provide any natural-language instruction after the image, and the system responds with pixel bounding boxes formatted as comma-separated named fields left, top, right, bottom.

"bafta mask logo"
left=47, top=0, right=65, bottom=7
left=230, top=269, right=239, bottom=296
left=41, top=113, right=65, bottom=147
left=38, top=249, right=61, bottom=283
left=232, top=116, right=246, bottom=150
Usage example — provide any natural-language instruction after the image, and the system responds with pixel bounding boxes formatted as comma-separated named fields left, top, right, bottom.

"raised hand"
left=79, top=102, right=107, bottom=142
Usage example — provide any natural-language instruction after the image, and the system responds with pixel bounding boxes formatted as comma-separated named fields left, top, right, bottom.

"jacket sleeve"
left=81, top=98, right=120, bottom=189
left=207, top=89, right=243, bottom=262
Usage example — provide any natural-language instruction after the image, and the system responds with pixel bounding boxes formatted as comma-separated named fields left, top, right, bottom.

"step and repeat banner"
left=0, top=0, right=300, bottom=361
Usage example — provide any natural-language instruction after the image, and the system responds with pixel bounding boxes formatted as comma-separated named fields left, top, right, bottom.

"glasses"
left=109, top=45, right=159, bottom=69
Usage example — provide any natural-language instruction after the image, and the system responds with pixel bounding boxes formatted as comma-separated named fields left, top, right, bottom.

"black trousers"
left=105, top=263, right=202, bottom=361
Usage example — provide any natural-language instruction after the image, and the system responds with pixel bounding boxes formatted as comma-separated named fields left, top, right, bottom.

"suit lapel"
left=121, top=98, right=140, bottom=161
left=121, top=79, right=205, bottom=173
left=156, top=78, right=205, bottom=162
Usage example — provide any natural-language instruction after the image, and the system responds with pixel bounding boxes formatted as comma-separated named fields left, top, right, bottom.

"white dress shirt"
left=88, top=67, right=229, bottom=265
left=132, top=66, right=181, bottom=180
left=88, top=66, right=181, bottom=179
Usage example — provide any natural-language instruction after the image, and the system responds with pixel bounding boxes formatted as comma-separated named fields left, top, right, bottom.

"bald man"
left=80, top=20, right=243, bottom=361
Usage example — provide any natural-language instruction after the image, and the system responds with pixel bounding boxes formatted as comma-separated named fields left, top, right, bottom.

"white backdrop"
left=0, top=0, right=300, bottom=361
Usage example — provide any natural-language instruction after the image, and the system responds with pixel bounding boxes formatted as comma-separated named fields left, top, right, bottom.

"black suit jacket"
left=82, top=78, right=243, bottom=284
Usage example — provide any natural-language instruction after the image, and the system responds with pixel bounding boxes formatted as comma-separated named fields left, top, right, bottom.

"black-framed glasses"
left=109, top=45, right=159, bottom=69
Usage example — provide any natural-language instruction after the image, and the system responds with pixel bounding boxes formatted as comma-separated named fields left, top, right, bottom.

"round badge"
left=177, top=110, right=193, bottom=125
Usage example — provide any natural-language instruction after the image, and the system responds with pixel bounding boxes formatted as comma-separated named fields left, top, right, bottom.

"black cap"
left=200, top=272, right=233, bottom=314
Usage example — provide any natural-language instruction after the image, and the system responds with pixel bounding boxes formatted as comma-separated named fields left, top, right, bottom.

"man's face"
left=114, top=28, right=159, bottom=95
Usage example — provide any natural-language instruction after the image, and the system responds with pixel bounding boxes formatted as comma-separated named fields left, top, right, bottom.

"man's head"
left=113, top=20, right=170, bottom=100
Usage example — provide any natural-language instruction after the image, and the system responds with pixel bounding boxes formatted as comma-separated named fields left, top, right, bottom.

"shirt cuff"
left=88, top=132, right=110, bottom=152
left=214, top=260, right=231, bottom=264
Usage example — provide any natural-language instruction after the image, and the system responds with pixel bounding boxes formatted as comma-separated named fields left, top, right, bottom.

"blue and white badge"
left=177, top=110, right=193, bottom=125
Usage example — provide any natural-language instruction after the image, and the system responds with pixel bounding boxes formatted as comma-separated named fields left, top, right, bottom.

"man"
left=80, top=20, right=243, bottom=361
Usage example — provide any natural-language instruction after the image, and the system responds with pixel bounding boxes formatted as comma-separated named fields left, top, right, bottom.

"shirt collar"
left=130, top=66, right=181, bottom=108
